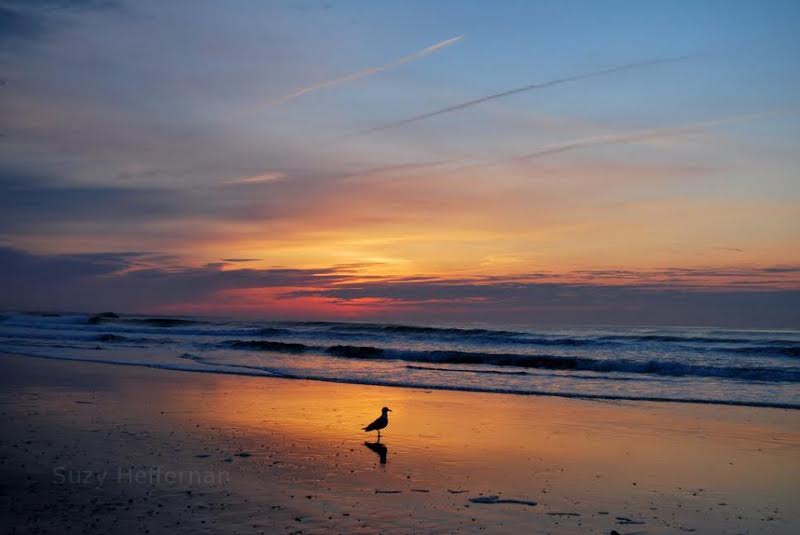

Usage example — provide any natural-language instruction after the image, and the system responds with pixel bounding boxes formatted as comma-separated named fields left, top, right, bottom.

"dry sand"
left=1, top=355, right=798, bottom=534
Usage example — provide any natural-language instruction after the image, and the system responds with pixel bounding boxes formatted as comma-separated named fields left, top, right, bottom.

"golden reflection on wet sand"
left=3, top=356, right=799, bottom=533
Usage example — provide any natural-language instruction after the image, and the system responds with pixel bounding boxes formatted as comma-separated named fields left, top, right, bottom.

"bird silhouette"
left=363, top=406, right=391, bottom=440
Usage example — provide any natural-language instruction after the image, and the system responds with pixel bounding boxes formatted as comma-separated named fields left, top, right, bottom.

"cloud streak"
left=222, top=171, right=287, bottom=186
left=266, top=35, right=463, bottom=107
left=514, top=109, right=797, bottom=161
left=358, top=56, right=690, bottom=134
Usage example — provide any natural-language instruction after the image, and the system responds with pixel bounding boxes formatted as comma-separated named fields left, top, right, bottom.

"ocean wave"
left=591, top=333, right=800, bottom=345
left=0, top=317, right=293, bottom=340
left=93, top=334, right=173, bottom=344
left=378, top=349, right=800, bottom=382
left=88, top=315, right=205, bottom=327
left=6, top=313, right=799, bottom=350
left=0, top=329, right=173, bottom=345
left=726, top=345, right=800, bottom=358
left=290, top=323, right=610, bottom=347
left=221, top=339, right=800, bottom=383
left=405, top=365, right=530, bottom=376
left=225, top=340, right=309, bottom=353
left=0, top=339, right=103, bottom=351
left=3, top=349, right=797, bottom=410
left=403, top=365, right=655, bottom=381
left=289, top=321, right=525, bottom=338
left=283, top=321, right=800, bottom=345
left=255, top=327, right=294, bottom=336
left=5, top=313, right=800, bottom=387
left=326, top=345, right=385, bottom=358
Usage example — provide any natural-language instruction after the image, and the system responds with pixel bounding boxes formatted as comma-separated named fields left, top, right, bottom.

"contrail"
left=514, top=110, right=795, bottom=161
left=358, top=56, right=690, bottom=134
left=430, top=109, right=797, bottom=176
left=221, top=171, right=287, bottom=185
left=266, top=36, right=463, bottom=107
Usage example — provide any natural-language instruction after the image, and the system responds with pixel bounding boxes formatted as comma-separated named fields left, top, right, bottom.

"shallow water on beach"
left=1, top=311, right=799, bottom=408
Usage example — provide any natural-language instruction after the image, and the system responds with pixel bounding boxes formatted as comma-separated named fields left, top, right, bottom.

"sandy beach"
left=1, top=355, right=798, bottom=534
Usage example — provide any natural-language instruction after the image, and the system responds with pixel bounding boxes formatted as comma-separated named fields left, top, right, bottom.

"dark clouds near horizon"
left=0, top=246, right=350, bottom=312
left=1, top=246, right=798, bottom=328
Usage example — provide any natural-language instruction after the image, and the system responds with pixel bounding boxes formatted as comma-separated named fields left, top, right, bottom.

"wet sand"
left=1, top=355, right=798, bottom=534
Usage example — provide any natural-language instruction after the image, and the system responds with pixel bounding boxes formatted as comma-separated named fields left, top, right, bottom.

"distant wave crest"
left=223, top=339, right=800, bottom=383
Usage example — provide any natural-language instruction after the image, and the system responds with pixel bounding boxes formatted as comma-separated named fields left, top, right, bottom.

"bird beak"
left=388, top=409, right=392, bottom=412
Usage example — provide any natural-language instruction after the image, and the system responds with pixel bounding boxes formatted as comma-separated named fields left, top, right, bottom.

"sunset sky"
left=1, top=0, right=798, bottom=326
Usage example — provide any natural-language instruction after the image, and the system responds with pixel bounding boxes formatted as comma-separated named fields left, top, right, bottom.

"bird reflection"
left=364, top=441, right=388, bottom=464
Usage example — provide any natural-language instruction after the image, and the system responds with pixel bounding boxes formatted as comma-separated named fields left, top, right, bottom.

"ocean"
left=1, top=312, right=798, bottom=409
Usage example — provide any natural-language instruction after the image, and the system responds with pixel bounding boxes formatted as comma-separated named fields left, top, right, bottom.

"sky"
left=1, top=0, right=799, bottom=327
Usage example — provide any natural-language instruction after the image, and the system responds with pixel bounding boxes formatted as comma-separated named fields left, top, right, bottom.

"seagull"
left=363, top=407, right=391, bottom=440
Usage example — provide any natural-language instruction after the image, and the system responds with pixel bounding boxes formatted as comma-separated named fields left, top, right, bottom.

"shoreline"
left=3, top=349, right=799, bottom=410
left=2, top=354, right=799, bottom=533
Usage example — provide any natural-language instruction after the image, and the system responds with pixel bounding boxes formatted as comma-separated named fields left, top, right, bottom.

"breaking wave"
left=2, top=312, right=799, bottom=408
